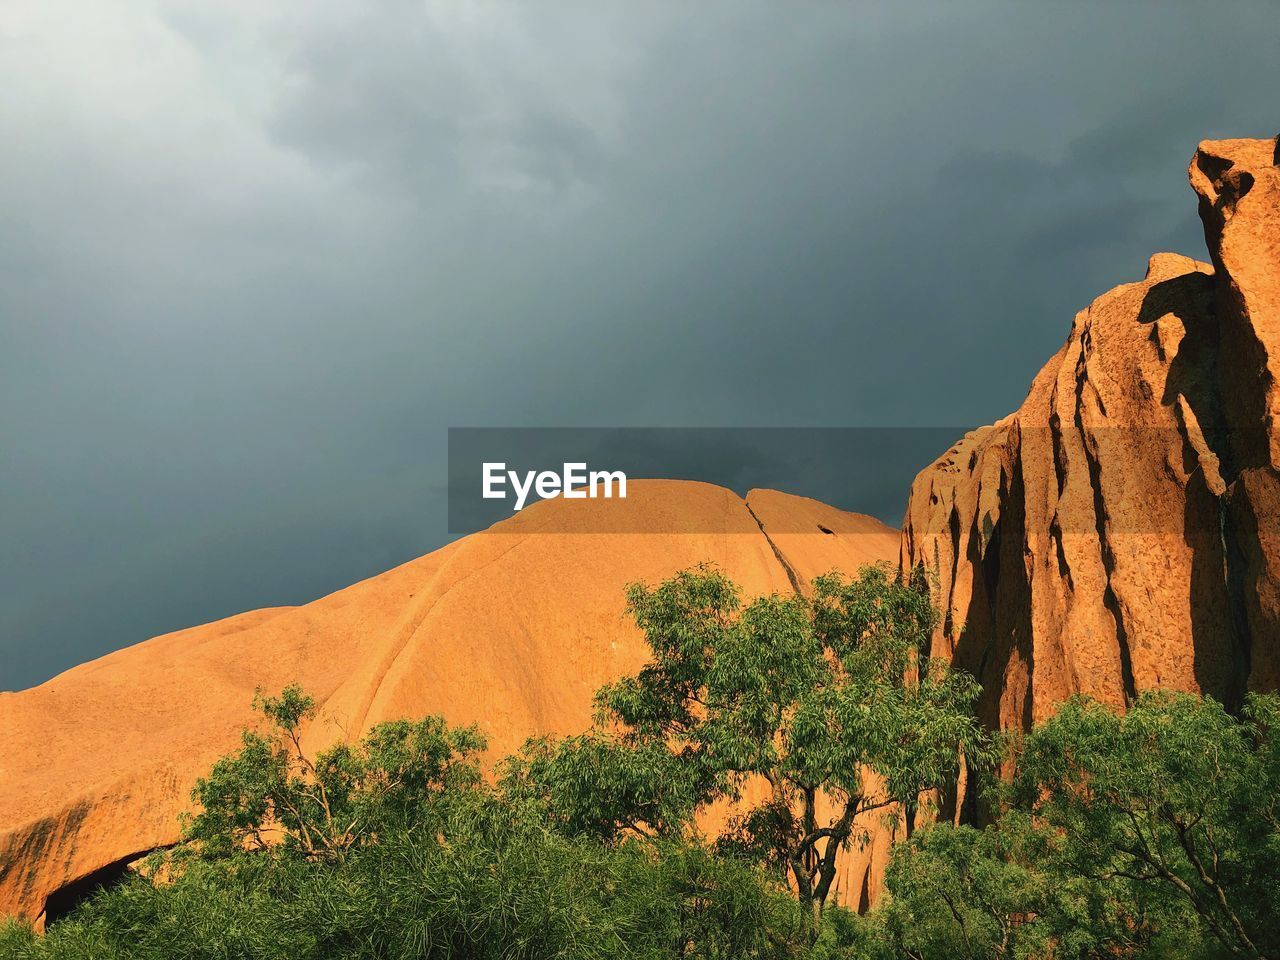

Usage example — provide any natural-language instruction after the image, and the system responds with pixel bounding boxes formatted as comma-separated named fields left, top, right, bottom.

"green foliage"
left=872, top=819, right=1053, bottom=960
left=1, top=817, right=805, bottom=959
left=499, top=733, right=705, bottom=843
left=1008, top=691, right=1280, bottom=959
left=3, top=680, right=808, bottom=960
left=864, top=691, right=1280, bottom=960
left=14, top=568, right=1277, bottom=960
left=508, top=563, right=991, bottom=927
left=182, top=684, right=487, bottom=863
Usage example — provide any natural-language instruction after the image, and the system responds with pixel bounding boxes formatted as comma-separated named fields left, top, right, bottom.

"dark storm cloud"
left=2, top=0, right=1277, bottom=689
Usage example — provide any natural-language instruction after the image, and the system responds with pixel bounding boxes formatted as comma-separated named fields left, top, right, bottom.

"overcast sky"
left=2, top=1, right=1277, bottom=690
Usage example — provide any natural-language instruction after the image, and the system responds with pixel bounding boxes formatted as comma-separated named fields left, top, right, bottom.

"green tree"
left=183, top=684, right=487, bottom=862
left=871, top=816, right=1060, bottom=960
left=1, top=686, right=807, bottom=959
left=507, top=563, right=990, bottom=930
left=868, top=691, right=1280, bottom=960
left=1007, top=691, right=1280, bottom=960
left=0, top=816, right=806, bottom=960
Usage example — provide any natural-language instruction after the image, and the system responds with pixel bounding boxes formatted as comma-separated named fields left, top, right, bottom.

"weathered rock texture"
left=0, top=482, right=899, bottom=926
left=902, top=137, right=1280, bottom=739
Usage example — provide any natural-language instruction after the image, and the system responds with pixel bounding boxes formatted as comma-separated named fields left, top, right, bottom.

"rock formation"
left=0, top=482, right=899, bottom=927
left=901, top=137, right=1280, bottom=737
left=4, top=134, right=1276, bottom=933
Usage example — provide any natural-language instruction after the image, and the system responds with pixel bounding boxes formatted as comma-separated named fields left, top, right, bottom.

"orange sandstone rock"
left=0, top=481, right=898, bottom=926
left=902, top=137, right=1280, bottom=737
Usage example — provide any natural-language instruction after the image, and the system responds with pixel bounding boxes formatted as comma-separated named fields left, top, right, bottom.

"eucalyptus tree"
left=184, top=684, right=487, bottom=863
left=507, top=563, right=989, bottom=928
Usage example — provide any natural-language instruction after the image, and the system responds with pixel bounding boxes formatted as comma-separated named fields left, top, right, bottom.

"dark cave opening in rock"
left=42, top=851, right=150, bottom=927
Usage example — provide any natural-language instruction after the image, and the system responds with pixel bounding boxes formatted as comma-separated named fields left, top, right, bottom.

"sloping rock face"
left=0, top=482, right=899, bottom=926
left=902, top=137, right=1280, bottom=738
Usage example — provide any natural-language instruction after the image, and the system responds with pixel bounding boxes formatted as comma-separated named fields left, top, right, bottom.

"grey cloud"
left=2, top=0, right=1278, bottom=689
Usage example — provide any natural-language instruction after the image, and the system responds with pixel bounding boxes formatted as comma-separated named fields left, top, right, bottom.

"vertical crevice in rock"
left=941, top=504, right=962, bottom=644
left=1071, top=321, right=1138, bottom=706
left=744, top=500, right=803, bottom=595
left=974, top=510, right=1002, bottom=685
left=1078, top=411, right=1138, bottom=706
left=1220, top=490, right=1254, bottom=709
left=855, top=866, right=872, bottom=916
